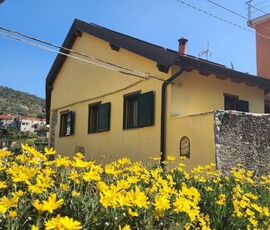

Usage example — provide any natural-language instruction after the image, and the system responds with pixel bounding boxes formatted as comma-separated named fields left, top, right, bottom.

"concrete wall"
left=215, top=110, right=270, bottom=175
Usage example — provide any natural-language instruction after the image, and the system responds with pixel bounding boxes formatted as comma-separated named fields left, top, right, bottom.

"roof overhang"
left=248, top=13, right=270, bottom=28
left=177, top=55, right=270, bottom=95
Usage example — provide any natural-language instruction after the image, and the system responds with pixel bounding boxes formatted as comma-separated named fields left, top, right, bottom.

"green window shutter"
left=98, top=103, right=111, bottom=131
left=138, top=91, right=154, bottom=127
left=69, top=111, right=75, bottom=135
left=237, top=100, right=249, bottom=112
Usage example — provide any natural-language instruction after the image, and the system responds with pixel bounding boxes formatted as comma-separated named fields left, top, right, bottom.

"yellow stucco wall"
left=165, top=112, right=216, bottom=171
left=50, top=32, right=169, bottom=163
left=170, top=71, right=265, bottom=116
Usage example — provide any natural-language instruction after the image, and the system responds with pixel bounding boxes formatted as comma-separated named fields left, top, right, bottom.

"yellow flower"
left=216, top=194, right=226, bottom=205
left=60, top=183, right=69, bottom=191
left=72, top=191, right=80, bottom=197
left=45, top=193, right=64, bottom=213
left=119, top=225, right=131, bottom=230
left=54, top=155, right=70, bottom=167
left=33, top=194, right=64, bottom=213
left=153, top=194, right=170, bottom=212
left=45, top=214, right=82, bottom=230
left=8, top=210, right=17, bottom=218
left=128, top=208, right=138, bottom=217
left=7, top=165, right=39, bottom=184
left=83, top=168, right=101, bottom=181
left=31, top=225, right=39, bottom=230
left=199, top=177, right=207, bottom=183
left=127, top=186, right=149, bottom=208
left=0, top=181, right=7, bottom=189
left=32, top=200, right=47, bottom=212
left=12, top=190, right=25, bottom=198
left=167, top=155, right=176, bottom=161
left=71, top=158, right=92, bottom=168
left=0, top=195, right=19, bottom=214
left=149, top=156, right=161, bottom=161
left=205, top=186, right=214, bottom=192
left=44, top=147, right=56, bottom=156
left=117, top=157, right=131, bottom=165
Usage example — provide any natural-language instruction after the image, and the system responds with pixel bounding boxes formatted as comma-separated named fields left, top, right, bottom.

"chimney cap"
left=178, top=37, right=188, bottom=43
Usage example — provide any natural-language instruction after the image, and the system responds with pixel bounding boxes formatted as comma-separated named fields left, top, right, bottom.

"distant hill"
left=0, top=86, right=45, bottom=118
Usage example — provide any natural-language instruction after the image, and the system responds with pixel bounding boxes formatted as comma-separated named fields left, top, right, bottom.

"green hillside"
left=0, top=86, right=45, bottom=118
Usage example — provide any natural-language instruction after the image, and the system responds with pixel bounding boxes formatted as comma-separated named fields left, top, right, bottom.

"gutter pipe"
left=160, top=62, right=185, bottom=165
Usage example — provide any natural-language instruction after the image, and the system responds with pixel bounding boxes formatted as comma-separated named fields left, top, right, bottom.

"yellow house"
left=46, top=19, right=270, bottom=169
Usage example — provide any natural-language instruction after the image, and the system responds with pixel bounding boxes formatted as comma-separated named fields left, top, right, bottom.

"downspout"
left=160, top=63, right=185, bottom=165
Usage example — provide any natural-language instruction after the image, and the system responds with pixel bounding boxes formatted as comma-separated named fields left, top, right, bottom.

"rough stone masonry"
left=214, top=110, right=270, bottom=176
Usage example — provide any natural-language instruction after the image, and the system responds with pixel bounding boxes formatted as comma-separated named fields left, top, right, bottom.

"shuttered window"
left=224, top=94, right=249, bottom=112
left=88, top=102, right=111, bottom=133
left=123, top=91, right=154, bottom=129
left=98, top=103, right=111, bottom=132
left=60, top=111, right=75, bottom=137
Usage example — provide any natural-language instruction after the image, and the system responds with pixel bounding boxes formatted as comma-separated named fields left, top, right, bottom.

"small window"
left=180, top=136, right=190, bottom=158
left=88, top=102, right=111, bottom=133
left=60, top=111, right=75, bottom=137
left=123, top=91, right=154, bottom=129
left=224, top=94, right=249, bottom=112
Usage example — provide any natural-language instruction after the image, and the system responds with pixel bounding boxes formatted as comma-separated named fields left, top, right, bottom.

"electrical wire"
left=207, top=0, right=247, bottom=20
left=177, top=0, right=270, bottom=40
left=0, top=31, right=149, bottom=79
left=0, top=26, right=171, bottom=83
left=0, top=25, right=150, bottom=77
left=206, top=0, right=270, bottom=38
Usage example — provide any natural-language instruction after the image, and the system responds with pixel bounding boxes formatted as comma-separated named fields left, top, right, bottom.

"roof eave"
left=177, top=55, right=270, bottom=94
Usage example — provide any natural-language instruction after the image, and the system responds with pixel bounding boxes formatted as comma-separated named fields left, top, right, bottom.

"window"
left=180, top=136, right=190, bottom=158
left=60, top=111, right=75, bottom=137
left=123, top=91, right=154, bottom=129
left=88, top=102, right=111, bottom=133
left=224, top=94, right=249, bottom=112
left=265, top=101, right=270, bottom=113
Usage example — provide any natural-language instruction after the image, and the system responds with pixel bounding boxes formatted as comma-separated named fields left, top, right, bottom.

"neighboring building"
left=248, top=13, right=270, bottom=111
left=19, top=116, right=46, bottom=132
left=46, top=19, right=270, bottom=169
left=0, top=115, right=13, bottom=129
left=0, top=114, right=46, bottom=132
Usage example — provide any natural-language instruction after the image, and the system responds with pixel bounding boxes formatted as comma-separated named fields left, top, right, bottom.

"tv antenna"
left=198, top=42, right=212, bottom=60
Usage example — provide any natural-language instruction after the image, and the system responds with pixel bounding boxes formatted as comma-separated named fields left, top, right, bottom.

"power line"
left=177, top=0, right=270, bottom=41
left=0, top=26, right=171, bottom=83
left=0, top=31, right=150, bottom=79
left=206, top=0, right=270, bottom=36
left=177, top=0, right=253, bottom=32
left=207, top=0, right=247, bottom=20
left=0, top=26, right=151, bottom=79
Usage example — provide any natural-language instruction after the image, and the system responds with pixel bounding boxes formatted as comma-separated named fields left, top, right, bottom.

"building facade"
left=46, top=19, right=270, bottom=169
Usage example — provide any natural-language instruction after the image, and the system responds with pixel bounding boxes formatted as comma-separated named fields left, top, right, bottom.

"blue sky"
left=0, top=0, right=266, bottom=98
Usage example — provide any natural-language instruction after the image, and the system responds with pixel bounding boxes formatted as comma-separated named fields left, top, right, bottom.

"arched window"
left=180, top=136, right=190, bottom=158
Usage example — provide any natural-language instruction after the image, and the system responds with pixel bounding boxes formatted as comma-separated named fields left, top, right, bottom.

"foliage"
left=0, top=146, right=269, bottom=229
left=0, top=86, right=45, bottom=118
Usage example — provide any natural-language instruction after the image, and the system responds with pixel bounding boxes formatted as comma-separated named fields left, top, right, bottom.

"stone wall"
left=49, top=110, right=58, bottom=148
left=214, top=110, right=270, bottom=175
